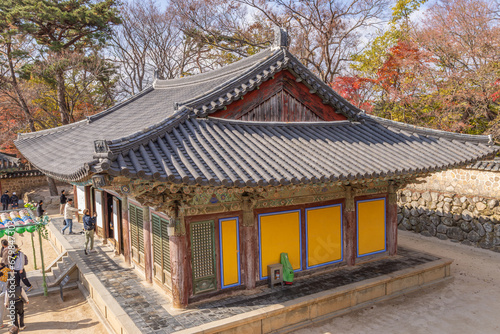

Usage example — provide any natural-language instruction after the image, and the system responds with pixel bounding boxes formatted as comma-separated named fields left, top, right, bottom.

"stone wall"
left=405, top=168, right=499, bottom=198
left=0, top=172, right=48, bottom=197
left=398, top=168, right=500, bottom=251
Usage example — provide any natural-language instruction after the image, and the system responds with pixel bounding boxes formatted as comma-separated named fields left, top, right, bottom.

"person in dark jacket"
left=36, top=200, right=44, bottom=218
left=1, top=191, right=9, bottom=211
left=59, top=190, right=67, bottom=215
left=4, top=282, right=29, bottom=330
left=83, top=209, right=96, bottom=255
left=10, top=193, right=19, bottom=209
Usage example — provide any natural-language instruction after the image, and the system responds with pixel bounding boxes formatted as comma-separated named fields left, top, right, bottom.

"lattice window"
left=161, top=217, right=171, bottom=273
left=191, top=221, right=215, bottom=279
left=129, top=204, right=144, bottom=264
left=129, top=205, right=138, bottom=250
left=151, top=214, right=171, bottom=274
left=137, top=207, right=144, bottom=253
left=190, top=220, right=216, bottom=294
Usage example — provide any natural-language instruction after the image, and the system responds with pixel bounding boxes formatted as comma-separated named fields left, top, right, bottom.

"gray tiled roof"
left=104, top=115, right=497, bottom=187
left=467, top=159, right=500, bottom=172
left=0, top=152, right=20, bottom=171
left=14, top=46, right=499, bottom=184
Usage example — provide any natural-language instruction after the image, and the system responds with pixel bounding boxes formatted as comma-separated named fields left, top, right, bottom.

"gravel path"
left=295, top=230, right=500, bottom=334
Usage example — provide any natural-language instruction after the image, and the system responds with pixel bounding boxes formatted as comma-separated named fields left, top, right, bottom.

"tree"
left=4, top=0, right=121, bottom=125
left=171, top=0, right=390, bottom=82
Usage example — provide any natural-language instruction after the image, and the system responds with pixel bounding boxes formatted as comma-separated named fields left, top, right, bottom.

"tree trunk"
left=46, top=176, right=58, bottom=196
left=55, top=69, right=70, bottom=125
left=7, top=42, right=35, bottom=132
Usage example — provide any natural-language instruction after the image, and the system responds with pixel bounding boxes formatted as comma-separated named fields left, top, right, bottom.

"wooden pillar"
left=121, top=196, right=131, bottom=266
left=344, top=186, right=356, bottom=266
left=387, top=183, right=398, bottom=256
left=73, top=185, right=79, bottom=222
left=241, top=195, right=256, bottom=289
left=143, top=206, right=153, bottom=283
left=169, top=205, right=189, bottom=309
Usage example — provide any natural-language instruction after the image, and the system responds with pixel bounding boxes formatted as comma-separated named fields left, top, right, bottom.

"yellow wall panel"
left=259, top=210, right=301, bottom=279
left=306, top=205, right=342, bottom=268
left=219, top=218, right=240, bottom=288
left=357, top=199, right=386, bottom=257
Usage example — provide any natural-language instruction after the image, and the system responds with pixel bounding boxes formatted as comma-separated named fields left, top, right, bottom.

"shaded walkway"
left=51, top=217, right=439, bottom=334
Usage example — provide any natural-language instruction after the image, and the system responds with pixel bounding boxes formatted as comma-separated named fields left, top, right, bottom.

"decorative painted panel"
left=190, top=220, right=216, bottom=294
left=357, top=198, right=386, bottom=257
left=219, top=218, right=240, bottom=289
left=258, top=210, right=302, bottom=280
left=305, top=204, right=343, bottom=268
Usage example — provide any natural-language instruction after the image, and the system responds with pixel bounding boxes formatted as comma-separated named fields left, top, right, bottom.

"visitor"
left=59, top=190, right=67, bottom=215
left=10, top=193, right=18, bottom=210
left=11, top=245, right=32, bottom=292
left=4, top=281, right=28, bottom=331
left=36, top=200, right=44, bottom=218
left=1, top=191, right=9, bottom=211
left=0, top=240, right=8, bottom=259
left=82, top=209, right=96, bottom=255
left=0, top=259, right=10, bottom=328
left=61, top=199, right=79, bottom=235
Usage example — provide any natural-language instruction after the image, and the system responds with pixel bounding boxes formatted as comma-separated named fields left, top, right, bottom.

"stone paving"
left=51, top=217, right=439, bottom=334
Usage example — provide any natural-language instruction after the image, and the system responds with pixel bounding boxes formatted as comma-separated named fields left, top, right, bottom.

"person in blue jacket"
left=82, top=209, right=97, bottom=255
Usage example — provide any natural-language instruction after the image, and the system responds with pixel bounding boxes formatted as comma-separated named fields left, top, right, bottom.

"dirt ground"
left=0, top=288, right=107, bottom=333
left=12, top=228, right=58, bottom=273
left=295, top=230, right=500, bottom=334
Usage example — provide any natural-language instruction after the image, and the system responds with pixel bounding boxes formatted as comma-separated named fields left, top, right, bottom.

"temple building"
left=16, top=29, right=499, bottom=308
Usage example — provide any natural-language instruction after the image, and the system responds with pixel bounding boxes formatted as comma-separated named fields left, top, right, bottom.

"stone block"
left=419, top=266, right=446, bottom=284
left=462, top=210, right=473, bottom=221
left=386, top=274, right=420, bottom=295
left=310, top=292, right=353, bottom=318
left=447, top=227, right=464, bottom=241
left=354, top=284, right=386, bottom=305
left=262, top=306, right=310, bottom=333
left=468, top=231, right=481, bottom=242
left=219, top=320, right=262, bottom=334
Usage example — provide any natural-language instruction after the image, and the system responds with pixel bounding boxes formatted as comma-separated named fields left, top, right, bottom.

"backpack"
left=24, top=253, right=28, bottom=266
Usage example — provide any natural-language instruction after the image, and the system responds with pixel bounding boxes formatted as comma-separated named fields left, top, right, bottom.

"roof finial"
left=273, top=26, right=289, bottom=48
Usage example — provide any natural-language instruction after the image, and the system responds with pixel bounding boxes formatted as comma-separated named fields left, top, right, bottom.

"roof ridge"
left=205, top=117, right=352, bottom=127
left=181, top=48, right=285, bottom=114
left=86, top=86, right=154, bottom=123
left=362, top=113, right=494, bottom=145
left=153, top=48, right=278, bottom=89
left=16, top=119, right=88, bottom=140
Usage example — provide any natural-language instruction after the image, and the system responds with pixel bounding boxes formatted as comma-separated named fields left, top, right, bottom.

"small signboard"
left=60, top=275, right=70, bottom=301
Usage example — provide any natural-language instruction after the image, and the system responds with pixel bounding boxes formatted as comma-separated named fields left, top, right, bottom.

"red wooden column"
left=387, top=183, right=398, bottom=256
left=143, top=206, right=153, bottom=283
left=73, top=185, right=79, bottom=222
left=241, top=195, right=257, bottom=289
left=344, top=186, right=356, bottom=266
left=169, top=205, right=189, bottom=309
left=121, top=195, right=131, bottom=266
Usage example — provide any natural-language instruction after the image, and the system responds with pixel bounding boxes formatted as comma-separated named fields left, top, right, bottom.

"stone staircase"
left=45, top=251, right=78, bottom=287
